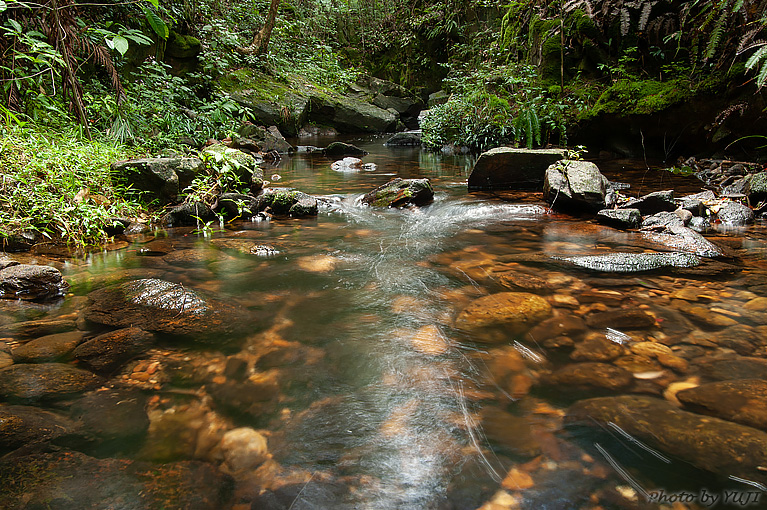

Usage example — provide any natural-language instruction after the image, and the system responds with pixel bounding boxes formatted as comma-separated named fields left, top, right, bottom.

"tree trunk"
left=244, top=0, right=280, bottom=55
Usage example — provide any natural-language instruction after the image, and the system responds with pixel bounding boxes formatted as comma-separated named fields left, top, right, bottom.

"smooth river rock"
left=73, top=327, right=156, bottom=373
left=84, top=279, right=251, bottom=343
left=677, top=379, right=767, bottom=430
left=454, top=292, right=552, bottom=337
left=566, top=395, right=767, bottom=485
left=546, top=362, right=633, bottom=392
left=0, top=404, right=82, bottom=452
left=11, top=330, right=85, bottom=363
left=0, top=363, right=102, bottom=402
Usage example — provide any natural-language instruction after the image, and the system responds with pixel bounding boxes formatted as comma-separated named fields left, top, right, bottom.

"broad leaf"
left=112, top=35, right=129, bottom=56
left=0, top=1, right=7, bottom=13
left=143, top=6, right=169, bottom=39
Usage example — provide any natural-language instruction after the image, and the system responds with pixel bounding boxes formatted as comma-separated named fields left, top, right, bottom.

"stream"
left=2, top=135, right=767, bottom=509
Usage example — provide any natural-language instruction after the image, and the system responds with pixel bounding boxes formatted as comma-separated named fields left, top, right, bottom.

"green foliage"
left=421, top=63, right=576, bottom=151
left=0, top=123, right=145, bottom=247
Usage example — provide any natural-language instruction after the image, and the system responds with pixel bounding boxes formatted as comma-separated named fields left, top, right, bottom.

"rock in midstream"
left=0, top=263, right=69, bottom=301
left=84, top=279, right=252, bottom=343
left=566, top=395, right=767, bottom=485
left=556, top=252, right=700, bottom=272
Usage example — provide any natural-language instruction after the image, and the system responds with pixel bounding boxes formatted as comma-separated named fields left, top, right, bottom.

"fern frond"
left=704, top=14, right=726, bottom=61
left=745, top=44, right=767, bottom=70
left=620, top=7, right=631, bottom=36
left=639, top=1, right=655, bottom=31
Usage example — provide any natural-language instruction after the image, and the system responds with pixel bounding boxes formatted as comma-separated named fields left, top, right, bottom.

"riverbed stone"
left=0, top=363, right=102, bottom=402
left=596, top=208, right=641, bottom=229
left=468, top=147, right=566, bottom=191
left=0, top=318, right=77, bottom=340
left=566, top=395, right=767, bottom=485
left=745, top=171, right=767, bottom=202
left=527, top=315, right=588, bottom=342
left=84, top=279, right=251, bottom=343
left=215, top=427, right=269, bottom=472
left=480, top=407, right=541, bottom=458
left=585, top=308, right=656, bottom=329
left=0, top=264, right=69, bottom=301
left=497, top=272, right=553, bottom=293
left=454, top=292, right=552, bottom=336
left=543, top=160, right=610, bottom=212
left=69, top=388, right=149, bottom=441
left=11, top=330, right=84, bottom=363
left=362, top=178, right=434, bottom=208
left=697, top=356, right=767, bottom=381
left=385, top=131, right=422, bottom=146
left=0, top=450, right=233, bottom=510
left=676, top=379, right=767, bottom=430
left=546, top=362, right=633, bottom=392
left=323, top=141, right=368, bottom=157
left=641, top=211, right=685, bottom=229
left=331, top=157, right=376, bottom=172
left=570, top=332, right=624, bottom=362
left=161, top=201, right=216, bottom=227
left=74, top=327, right=156, bottom=373
left=557, top=252, right=700, bottom=272
left=717, top=201, right=755, bottom=226
left=621, top=190, right=676, bottom=214
left=253, top=187, right=319, bottom=217
left=0, top=404, right=82, bottom=452
left=640, top=223, right=726, bottom=258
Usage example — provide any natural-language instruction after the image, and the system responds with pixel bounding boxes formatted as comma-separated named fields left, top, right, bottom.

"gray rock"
left=372, top=94, right=421, bottom=116
left=543, top=160, right=610, bottom=212
left=640, top=224, right=725, bottom=258
left=331, top=157, right=376, bottom=172
left=596, top=208, right=641, bottom=229
left=747, top=171, right=767, bottom=201
left=309, top=92, right=397, bottom=133
left=688, top=216, right=711, bottom=231
left=468, top=147, right=566, bottom=191
left=641, top=211, right=685, bottom=229
left=361, top=178, right=434, bottom=208
left=74, top=327, right=156, bottom=373
left=202, top=143, right=258, bottom=182
left=622, top=190, right=676, bottom=214
left=0, top=264, right=69, bottom=301
left=215, top=192, right=258, bottom=220
left=556, top=252, right=700, bottom=272
left=427, top=90, right=450, bottom=108
left=84, top=279, right=251, bottom=342
left=0, top=363, right=102, bottom=402
left=566, top=395, right=767, bottom=485
left=385, top=131, right=422, bottom=146
left=236, top=125, right=294, bottom=154
left=112, top=157, right=203, bottom=203
left=716, top=201, right=754, bottom=226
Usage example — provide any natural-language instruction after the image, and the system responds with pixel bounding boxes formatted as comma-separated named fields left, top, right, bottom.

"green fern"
left=746, top=43, right=767, bottom=87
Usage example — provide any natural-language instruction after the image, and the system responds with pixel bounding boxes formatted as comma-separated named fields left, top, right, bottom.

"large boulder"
left=112, top=157, right=203, bottom=203
left=361, top=178, right=434, bottom=208
left=468, top=147, right=566, bottom=191
left=308, top=92, right=397, bottom=133
left=323, top=142, right=368, bottom=157
left=454, top=292, right=552, bottom=337
left=0, top=264, right=69, bottom=301
left=161, top=201, right=216, bottom=227
left=543, top=160, right=610, bottom=212
left=566, top=395, right=767, bottom=485
left=84, top=279, right=251, bottom=342
left=253, top=188, right=319, bottom=217
left=236, top=124, right=294, bottom=154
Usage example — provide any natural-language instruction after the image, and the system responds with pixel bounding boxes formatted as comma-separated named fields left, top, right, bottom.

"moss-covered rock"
left=361, top=178, right=434, bottom=208
left=166, top=31, right=201, bottom=59
left=254, top=188, right=318, bottom=217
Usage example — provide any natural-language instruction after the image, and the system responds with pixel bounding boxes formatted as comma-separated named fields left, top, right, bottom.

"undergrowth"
left=0, top=123, right=146, bottom=248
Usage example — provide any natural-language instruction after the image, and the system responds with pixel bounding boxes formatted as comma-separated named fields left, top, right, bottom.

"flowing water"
left=3, top=135, right=767, bottom=509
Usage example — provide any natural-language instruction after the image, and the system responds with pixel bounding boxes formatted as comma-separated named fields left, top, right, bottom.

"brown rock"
left=570, top=333, right=623, bottom=362
left=547, top=363, right=633, bottom=392
left=11, top=331, right=84, bottom=363
left=480, top=407, right=541, bottom=457
left=455, top=292, right=552, bottom=338
left=677, top=379, right=767, bottom=430
left=74, top=327, right=156, bottom=372
left=585, top=308, right=656, bottom=329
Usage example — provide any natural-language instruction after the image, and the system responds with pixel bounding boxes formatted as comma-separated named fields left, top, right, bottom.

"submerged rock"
left=69, top=388, right=150, bottom=441
left=361, top=178, right=434, bottom=207
left=0, top=405, right=82, bottom=452
left=73, top=327, right=156, bottom=373
left=11, top=330, right=84, bottom=363
left=480, top=407, right=541, bottom=458
left=0, top=450, right=233, bottom=510
left=331, top=157, right=376, bottom=172
left=454, top=292, right=552, bottom=337
left=546, top=362, right=633, bottom=392
left=543, top=160, right=609, bottom=212
left=0, top=363, right=102, bottom=402
left=0, top=264, right=69, bottom=301
left=468, top=147, right=566, bottom=191
left=566, top=395, right=767, bottom=485
left=84, top=279, right=250, bottom=342
left=556, top=252, right=700, bottom=272
left=677, top=379, right=767, bottom=430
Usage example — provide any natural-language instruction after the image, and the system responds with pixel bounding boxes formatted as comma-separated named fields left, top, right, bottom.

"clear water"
left=4, top=135, right=767, bottom=509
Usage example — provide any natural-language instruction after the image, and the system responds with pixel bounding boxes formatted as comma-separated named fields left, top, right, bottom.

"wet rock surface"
left=0, top=264, right=69, bottom=301
left=84, top=279, right=251, bottom=342
left=468, top=147, right=566, bottom=191
left=73, top=327, right=156, bottom=373
left=566, top=395, right=767, bottom=485
left=361, top=177, right=434, bottom=207
left=543, top=160, right=610, bottom=212
left=0, top=363, right=103, bottom=402
left=557, top=252, right=700, bottom=272
left=0, top=405, right=82, bottom=452
left=454, top=292, right=552, bottom=336
left=676, top=379, right=767, bottom=430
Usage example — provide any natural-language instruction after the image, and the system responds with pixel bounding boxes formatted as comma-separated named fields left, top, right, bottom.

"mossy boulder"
left=166, top=31, right=201, bottom=59
left=361, top=178, right=434, bottom=208
left=112, top=157, right=203, bottom=204
left=543, top=160, right=609, bottom=212
left=254, top=188, right=318, bottom=217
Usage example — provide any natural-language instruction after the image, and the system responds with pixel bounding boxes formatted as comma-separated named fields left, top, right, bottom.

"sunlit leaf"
left=143, top=6, right=169, bottom=39
left=112, top=35, right=129, bottom=56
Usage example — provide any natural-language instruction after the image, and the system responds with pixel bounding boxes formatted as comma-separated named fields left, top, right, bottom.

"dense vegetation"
left=1, top=0, right=766, bottom=246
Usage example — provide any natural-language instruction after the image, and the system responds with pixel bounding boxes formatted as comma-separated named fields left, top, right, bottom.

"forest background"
left=1, top=0, right=766, bottom=246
